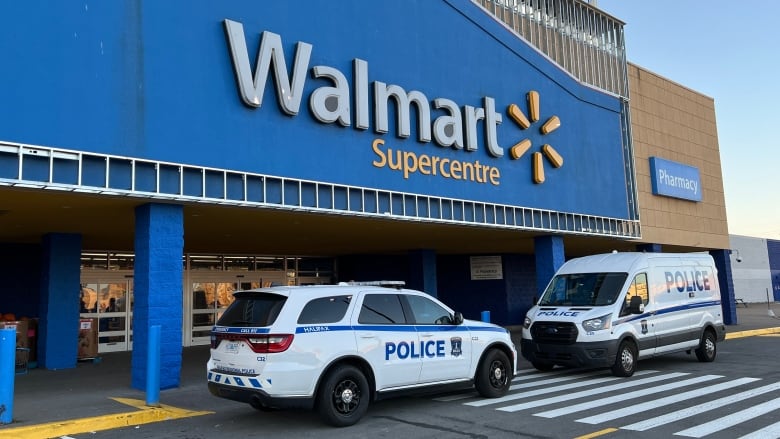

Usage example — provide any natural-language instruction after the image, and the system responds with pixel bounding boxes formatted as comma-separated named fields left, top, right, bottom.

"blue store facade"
left=0, top=0, right=735, bottom=389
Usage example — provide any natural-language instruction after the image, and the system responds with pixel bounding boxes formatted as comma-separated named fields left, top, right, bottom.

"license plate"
left=225, top=341, right=240, bottom=354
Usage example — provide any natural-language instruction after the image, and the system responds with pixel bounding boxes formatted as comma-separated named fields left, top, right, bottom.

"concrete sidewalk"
left=2, top=305, right=780, bottom=438
left=724, top=302, right=780, bottom=332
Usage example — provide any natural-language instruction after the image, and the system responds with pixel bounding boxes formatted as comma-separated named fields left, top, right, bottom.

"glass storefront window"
left=82, top=252, right=335, bottom=348
left=254, top=256, right=286, bottom=271
left=189, top=255, right=223, bottom=270
left=224, top=256, right=254, bottom=271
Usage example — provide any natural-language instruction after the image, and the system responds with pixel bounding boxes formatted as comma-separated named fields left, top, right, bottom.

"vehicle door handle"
left=419, top=333, right=434, bottom=338
left=358, top=332, right=375, bottom=338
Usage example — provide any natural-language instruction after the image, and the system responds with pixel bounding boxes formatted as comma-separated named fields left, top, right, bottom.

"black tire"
left=316, top=365, right=370, bottom=427
left=475, top=349, right=512, bottom=398
left=695, top=329, right=717, bottom=362
left=611, top=340, right=637, bottom=377
left=532, top=361, right=555, bottom=372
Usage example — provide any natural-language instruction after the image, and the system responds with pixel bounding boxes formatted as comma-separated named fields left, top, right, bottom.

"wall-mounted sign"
left=470, top=256, right=503, bottom=280
left=649, top=157, right=702, bottom=202
left=0, top=0, right=632, bottom=221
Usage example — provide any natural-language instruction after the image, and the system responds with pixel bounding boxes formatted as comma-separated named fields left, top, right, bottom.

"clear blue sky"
left=597, top=1, right=780, bottom=241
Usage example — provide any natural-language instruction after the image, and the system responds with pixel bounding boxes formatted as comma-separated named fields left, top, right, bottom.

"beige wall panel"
left=629, top=63, right=729, bottom=250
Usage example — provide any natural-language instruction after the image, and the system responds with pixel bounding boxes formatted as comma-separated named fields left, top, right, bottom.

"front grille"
left=530, top=321, right=578, bottom=344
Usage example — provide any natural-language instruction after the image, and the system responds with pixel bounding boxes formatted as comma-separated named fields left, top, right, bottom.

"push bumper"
left=521, top=338, right=620, bottom=368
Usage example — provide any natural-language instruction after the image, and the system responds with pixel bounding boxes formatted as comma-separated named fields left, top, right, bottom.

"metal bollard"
left=481, top=310, right=491, bottom=323
left=0, top=328, right=16, bottom=424
left=146, top=325, right=161, bottom=407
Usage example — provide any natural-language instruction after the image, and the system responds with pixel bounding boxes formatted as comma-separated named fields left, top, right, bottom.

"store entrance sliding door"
left=80, top=272, right=133, bottom=354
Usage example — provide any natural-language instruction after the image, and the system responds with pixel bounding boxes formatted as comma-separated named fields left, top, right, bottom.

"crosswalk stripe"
left=573, top=377, right=758, bottom=424
left=435, top=369, right=621, bottom=402
left=519, top=370, right=615, bottom=389
left=465, top=370, right=654, bottom=408
left=512, top=368, right=593, bottom=382
left=498, top=372, right=689, bottom=412
left=738, top=419, right=780, bottom=439
left=674, top=397, right=780, bottom=437
left=536, top=374, right=723, bottom=419
left=621, top=381, right=780, bottom=432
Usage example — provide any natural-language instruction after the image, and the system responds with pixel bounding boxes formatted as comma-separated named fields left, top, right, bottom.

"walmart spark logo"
left=506, top=91, right=563, bottom=184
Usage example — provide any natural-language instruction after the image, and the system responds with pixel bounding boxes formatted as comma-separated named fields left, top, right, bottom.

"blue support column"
left=636, top=243, right=662, bottom=253
left=710, top=249, right=737, bottom=325
left=132, top=203, right=183, bottom=391
left=38, top=233, right=82, bottom=370
left=0, top=328, right=16, bottom=424
left=534, top=236, right=565, bottom=296
left=409, top=249, right=437, bottom=297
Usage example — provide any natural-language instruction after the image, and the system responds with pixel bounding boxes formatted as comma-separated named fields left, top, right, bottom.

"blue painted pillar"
left=636, top=243, right=662, bottom=253
left=132, top=203, right=183, bottom=391
left=38, top=233, right=82, bottom=370
left=710, top=249, right=737, bottom=325
left=534, top=235, right=565, bottom=296
left=1, top=328, right=16, bottom=424
left=409, top=249, right=437, bottom=297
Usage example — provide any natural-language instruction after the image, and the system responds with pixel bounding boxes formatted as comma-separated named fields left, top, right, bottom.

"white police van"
left=207, top=281, right=516, bottom=426
left=521, top=252, right=726, bottom=377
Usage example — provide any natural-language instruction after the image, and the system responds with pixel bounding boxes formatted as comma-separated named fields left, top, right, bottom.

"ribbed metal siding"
left=0, top=141, right=642, bottom=238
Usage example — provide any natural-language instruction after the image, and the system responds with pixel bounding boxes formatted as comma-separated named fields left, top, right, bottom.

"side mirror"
left=532, top=295, right=538, bottom=305
left=452, top=312, right=464, bottom=325
left=628, top=296, right=644, bottom=314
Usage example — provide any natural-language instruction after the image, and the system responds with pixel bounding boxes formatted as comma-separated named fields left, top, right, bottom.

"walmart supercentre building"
left=0, top=0, right=766, bottom=389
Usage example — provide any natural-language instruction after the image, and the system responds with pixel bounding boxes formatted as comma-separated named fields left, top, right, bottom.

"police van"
left=521, top=252, right=726, bottom=377
left=207, top=281, right=517, bottom=426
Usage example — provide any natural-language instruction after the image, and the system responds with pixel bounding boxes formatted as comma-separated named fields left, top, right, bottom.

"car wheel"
left=532, top=361, right=555, bottom=372
left=695, top=329, right=717, bottom=362
left=316, top=365, right=370, bottom=427
left=475, top=349, right=511, bottom=398
left=611, top=340, right=637, bottom=377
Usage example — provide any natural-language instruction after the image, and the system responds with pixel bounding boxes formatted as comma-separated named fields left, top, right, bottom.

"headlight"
left=582, top=314, right=611, bottom=332
left=523, top=316, right=531, bottom=329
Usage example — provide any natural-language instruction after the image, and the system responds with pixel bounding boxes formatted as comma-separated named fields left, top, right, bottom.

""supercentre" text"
left=372, top=139, right=500, bottom=185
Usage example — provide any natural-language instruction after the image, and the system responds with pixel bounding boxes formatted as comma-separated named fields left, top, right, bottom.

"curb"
left=725, top=327, right=780, bottom=340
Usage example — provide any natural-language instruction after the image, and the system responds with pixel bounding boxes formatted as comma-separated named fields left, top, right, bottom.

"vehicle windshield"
left=216, top=292, right=286, bottom=327
left=538, top=272, right=628, bottom=306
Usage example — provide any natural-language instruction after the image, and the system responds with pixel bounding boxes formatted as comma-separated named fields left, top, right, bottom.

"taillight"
left=246, top=334, right=294, bottom=353
left=212, top=333, right=294, bottom=353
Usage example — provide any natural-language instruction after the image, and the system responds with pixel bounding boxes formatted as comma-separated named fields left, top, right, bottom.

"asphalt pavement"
left=2, top=305, right=780, bottom=438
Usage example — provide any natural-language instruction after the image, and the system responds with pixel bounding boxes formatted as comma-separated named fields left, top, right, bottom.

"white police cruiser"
left=207, top=281, right=516, bottom=426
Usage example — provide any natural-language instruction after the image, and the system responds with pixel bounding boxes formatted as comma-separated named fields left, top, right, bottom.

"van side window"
left=621, top=273, right=648, bottom=316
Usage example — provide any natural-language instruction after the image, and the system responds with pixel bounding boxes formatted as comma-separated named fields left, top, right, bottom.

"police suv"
left=207, top=281, right=517, bottom=426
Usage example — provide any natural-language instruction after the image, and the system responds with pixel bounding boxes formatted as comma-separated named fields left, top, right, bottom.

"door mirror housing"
left=628, top=295, right=645, bottom=314
left=452, top=312, right=464, bottom=325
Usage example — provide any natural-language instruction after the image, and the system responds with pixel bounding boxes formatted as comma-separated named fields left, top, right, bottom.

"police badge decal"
left=450, top=337, right=462, bottom=357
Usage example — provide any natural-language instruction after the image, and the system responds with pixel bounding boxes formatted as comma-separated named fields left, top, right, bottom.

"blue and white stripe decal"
left=294, top=324, right=507, bottom=334
left=614, top=300, right=721, bottom=326
left=208, top=371, right=267, bottom=389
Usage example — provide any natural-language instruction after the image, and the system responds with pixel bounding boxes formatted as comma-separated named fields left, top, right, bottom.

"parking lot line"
left=0, top=398, right=213, bottom=439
